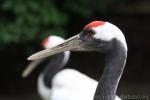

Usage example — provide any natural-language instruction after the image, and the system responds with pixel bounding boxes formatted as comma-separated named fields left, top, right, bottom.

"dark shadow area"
left=0, top=0, right=150, bottom=100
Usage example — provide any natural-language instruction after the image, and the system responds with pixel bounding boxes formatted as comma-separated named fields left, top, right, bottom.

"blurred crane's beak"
left=28, top=34, right=86, bottom=60
left=22, top=59, right=45, bottom=78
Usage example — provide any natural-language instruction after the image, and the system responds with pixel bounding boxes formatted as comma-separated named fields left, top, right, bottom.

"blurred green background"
left=0, top=0, right=150, bottom=100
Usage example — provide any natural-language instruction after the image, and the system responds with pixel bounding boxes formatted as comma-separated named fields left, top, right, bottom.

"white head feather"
left=92, top=22, right=127, bottom=51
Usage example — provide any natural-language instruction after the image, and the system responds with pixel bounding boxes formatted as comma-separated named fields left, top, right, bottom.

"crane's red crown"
left=84, top=21, right=105, bottom=29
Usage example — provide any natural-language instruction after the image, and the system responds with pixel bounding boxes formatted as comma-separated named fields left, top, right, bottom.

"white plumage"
left=38, top=69, right=121, bottom=100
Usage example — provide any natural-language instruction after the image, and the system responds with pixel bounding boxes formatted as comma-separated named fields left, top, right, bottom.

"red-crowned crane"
left=28, top=21, right=127, bottom=100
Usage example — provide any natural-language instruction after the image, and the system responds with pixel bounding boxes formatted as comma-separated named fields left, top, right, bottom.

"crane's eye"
left=83, top=29, right=95, bottom=37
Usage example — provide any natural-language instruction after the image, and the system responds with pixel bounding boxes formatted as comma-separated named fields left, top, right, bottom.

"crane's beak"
left=22, top=59, right=45, bottom=78
left=28, top=34, right=86, bottom=60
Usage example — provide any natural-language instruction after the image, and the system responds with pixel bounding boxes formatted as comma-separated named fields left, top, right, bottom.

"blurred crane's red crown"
left=41, top=37, right=48, bottom=47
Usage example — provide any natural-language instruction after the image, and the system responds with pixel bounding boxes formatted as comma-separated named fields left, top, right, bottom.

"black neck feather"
left=94, top=39, right=127, bottom=100
left=43, top=53, right=65, bottom=88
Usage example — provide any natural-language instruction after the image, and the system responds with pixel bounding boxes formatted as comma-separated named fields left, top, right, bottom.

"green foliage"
left=0, top=0, right=67, bottom=46
left=0, top=0, right=128, bottom=47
